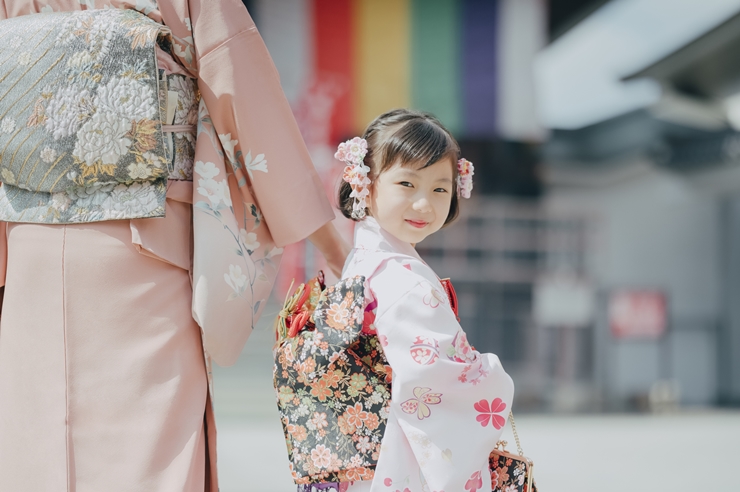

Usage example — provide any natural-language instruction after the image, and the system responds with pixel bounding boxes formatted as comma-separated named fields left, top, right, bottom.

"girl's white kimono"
left=342, top=217, right=515, bottom=492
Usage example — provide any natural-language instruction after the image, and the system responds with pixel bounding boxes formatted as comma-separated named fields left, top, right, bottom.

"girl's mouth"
left=405, top=219, right=428, bottom=229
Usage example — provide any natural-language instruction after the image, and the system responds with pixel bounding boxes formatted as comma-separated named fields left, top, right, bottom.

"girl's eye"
left=398, top=181, right=414, bottom=188
left=435, top=188, right=448, bottom=193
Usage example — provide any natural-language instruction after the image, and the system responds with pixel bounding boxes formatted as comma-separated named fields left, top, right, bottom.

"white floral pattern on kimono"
left=341, top=218, right=515, bottom=492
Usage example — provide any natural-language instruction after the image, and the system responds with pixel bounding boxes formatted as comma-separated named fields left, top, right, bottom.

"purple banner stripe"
left=462, top=0, right=498, bottom=137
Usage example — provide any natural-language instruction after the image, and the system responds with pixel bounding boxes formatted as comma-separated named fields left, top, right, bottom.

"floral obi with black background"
left=0, top=9, right=197, bottom=224
left=274, top=275, right=390, bottom=484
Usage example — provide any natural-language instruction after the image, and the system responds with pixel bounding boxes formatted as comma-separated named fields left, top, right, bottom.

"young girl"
left=280, top=109, right=514, bottom=492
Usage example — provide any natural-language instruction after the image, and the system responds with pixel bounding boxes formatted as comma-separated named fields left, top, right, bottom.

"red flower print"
left=321, top=370, right=341, bottom=389
left=365, top=412, right=380, bottom=430
left=474, top=398, right=507, bottom=429
left=309, top=379, right=332, bottom=402
left=337, top=414, right=355, bottom=435
left=362, top=308, right=377, bottom=334
left=325, top=298, right=352, bottom=331
left=384, top=477, right=392, bottom=486
left=344, top=402, right=368, bottom=428
left=465, top=470, right=483, bottom=492
left=409, top=336, right=440, bottom=365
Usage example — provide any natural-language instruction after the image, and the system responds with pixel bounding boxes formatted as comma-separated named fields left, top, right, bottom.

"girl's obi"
left=274, top=275, right=391, bottom=485
left=274, top=274, right=463, bottom=488
left=0, top=9, right=197, bottom=224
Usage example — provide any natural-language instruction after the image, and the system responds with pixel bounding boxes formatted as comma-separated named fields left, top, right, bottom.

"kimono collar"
left=354, top=217, right=422, bottom=261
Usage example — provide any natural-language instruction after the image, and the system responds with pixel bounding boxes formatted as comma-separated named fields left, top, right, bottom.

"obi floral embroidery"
left=0, top=9, right=181, bottom=223
left=274, top=276, right=390, bottom=485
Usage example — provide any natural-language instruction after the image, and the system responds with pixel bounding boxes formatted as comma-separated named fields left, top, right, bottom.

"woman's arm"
left=307, top=221, right=351, bottom=278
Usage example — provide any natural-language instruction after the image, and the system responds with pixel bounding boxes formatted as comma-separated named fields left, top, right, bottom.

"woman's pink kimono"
left=0, top=1, right=335, bottom=491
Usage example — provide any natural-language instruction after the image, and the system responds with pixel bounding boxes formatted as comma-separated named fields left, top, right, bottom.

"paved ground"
left=213, top=311, right=740, bottom=492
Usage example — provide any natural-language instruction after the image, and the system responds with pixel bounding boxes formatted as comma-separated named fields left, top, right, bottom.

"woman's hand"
left=307, top=221, right=351, bottom=278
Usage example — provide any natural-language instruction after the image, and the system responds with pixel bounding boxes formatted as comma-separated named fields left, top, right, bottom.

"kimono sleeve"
left=373, top=269, right=515, bottom=490
left=189, top=0, right=334, bottom=247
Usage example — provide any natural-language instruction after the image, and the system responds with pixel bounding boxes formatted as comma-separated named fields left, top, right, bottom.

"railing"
left=417, top=197, right=598, bottom=411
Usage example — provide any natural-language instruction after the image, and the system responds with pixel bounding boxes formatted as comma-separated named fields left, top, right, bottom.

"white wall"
left=546, top=169, right=722, bottom=405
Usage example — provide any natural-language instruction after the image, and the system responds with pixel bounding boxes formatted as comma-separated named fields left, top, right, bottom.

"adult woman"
left=0, top=1, right=347, bottom=490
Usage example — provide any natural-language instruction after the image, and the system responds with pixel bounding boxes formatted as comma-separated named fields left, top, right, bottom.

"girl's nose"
left=413, top=196, right=433, bottom=213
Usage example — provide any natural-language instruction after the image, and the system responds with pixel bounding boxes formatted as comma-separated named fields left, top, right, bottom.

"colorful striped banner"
left=250, top=0, right=543, bottom=142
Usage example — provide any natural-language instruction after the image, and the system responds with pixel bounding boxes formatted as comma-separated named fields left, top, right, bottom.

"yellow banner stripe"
left=353, top=0, right=411, bottom=133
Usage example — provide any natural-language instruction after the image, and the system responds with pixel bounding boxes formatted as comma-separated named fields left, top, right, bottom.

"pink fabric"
left=0, top=0, right=336, bottom=490
left=130, top=182, right=194, bottom=271
left=157, top=45, right=191, bottom=77
left=0, top=222, right=207, bottom=491
left=0, top=221, right=6, bottom=288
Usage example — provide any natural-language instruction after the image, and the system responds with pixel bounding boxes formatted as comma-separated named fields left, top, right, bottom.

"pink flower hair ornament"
left=335, top=137, right=371, bottom=219
left=457, top=158, right=474, bottom=199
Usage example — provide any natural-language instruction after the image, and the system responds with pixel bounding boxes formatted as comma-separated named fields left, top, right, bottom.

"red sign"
left=609, top=291, right=667, bottom=339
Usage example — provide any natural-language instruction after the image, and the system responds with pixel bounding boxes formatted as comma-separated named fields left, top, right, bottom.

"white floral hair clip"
left=457, top=158, right=474, bottom=199
left=335, top=137, right=371, bottom=219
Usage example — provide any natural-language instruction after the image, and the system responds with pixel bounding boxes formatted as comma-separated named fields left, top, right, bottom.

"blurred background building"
left=234, top=0, right=740, bottom=413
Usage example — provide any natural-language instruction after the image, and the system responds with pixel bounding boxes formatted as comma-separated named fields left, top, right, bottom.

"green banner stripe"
left=411, top=0, right=462, bottom=135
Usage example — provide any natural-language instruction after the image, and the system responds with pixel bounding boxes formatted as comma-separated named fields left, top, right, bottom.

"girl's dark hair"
left=338, top=109, right=461, bottom=225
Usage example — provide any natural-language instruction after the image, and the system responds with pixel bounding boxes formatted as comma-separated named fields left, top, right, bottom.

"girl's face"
left=368, top=158, right=454, bottom=244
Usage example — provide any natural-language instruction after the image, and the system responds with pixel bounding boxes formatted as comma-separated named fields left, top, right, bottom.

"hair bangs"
left=379, top=119, right=459, bottom=174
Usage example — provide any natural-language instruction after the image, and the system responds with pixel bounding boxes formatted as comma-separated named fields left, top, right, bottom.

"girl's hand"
left=308, top=221, right=351, bottom=278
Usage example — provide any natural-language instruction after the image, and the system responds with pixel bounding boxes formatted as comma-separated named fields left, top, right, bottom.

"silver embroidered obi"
left=0, top=9, right=197, bottom=224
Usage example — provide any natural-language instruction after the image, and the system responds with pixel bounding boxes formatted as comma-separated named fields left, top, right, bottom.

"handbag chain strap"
left=508, top=411, right=525, bottom=456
